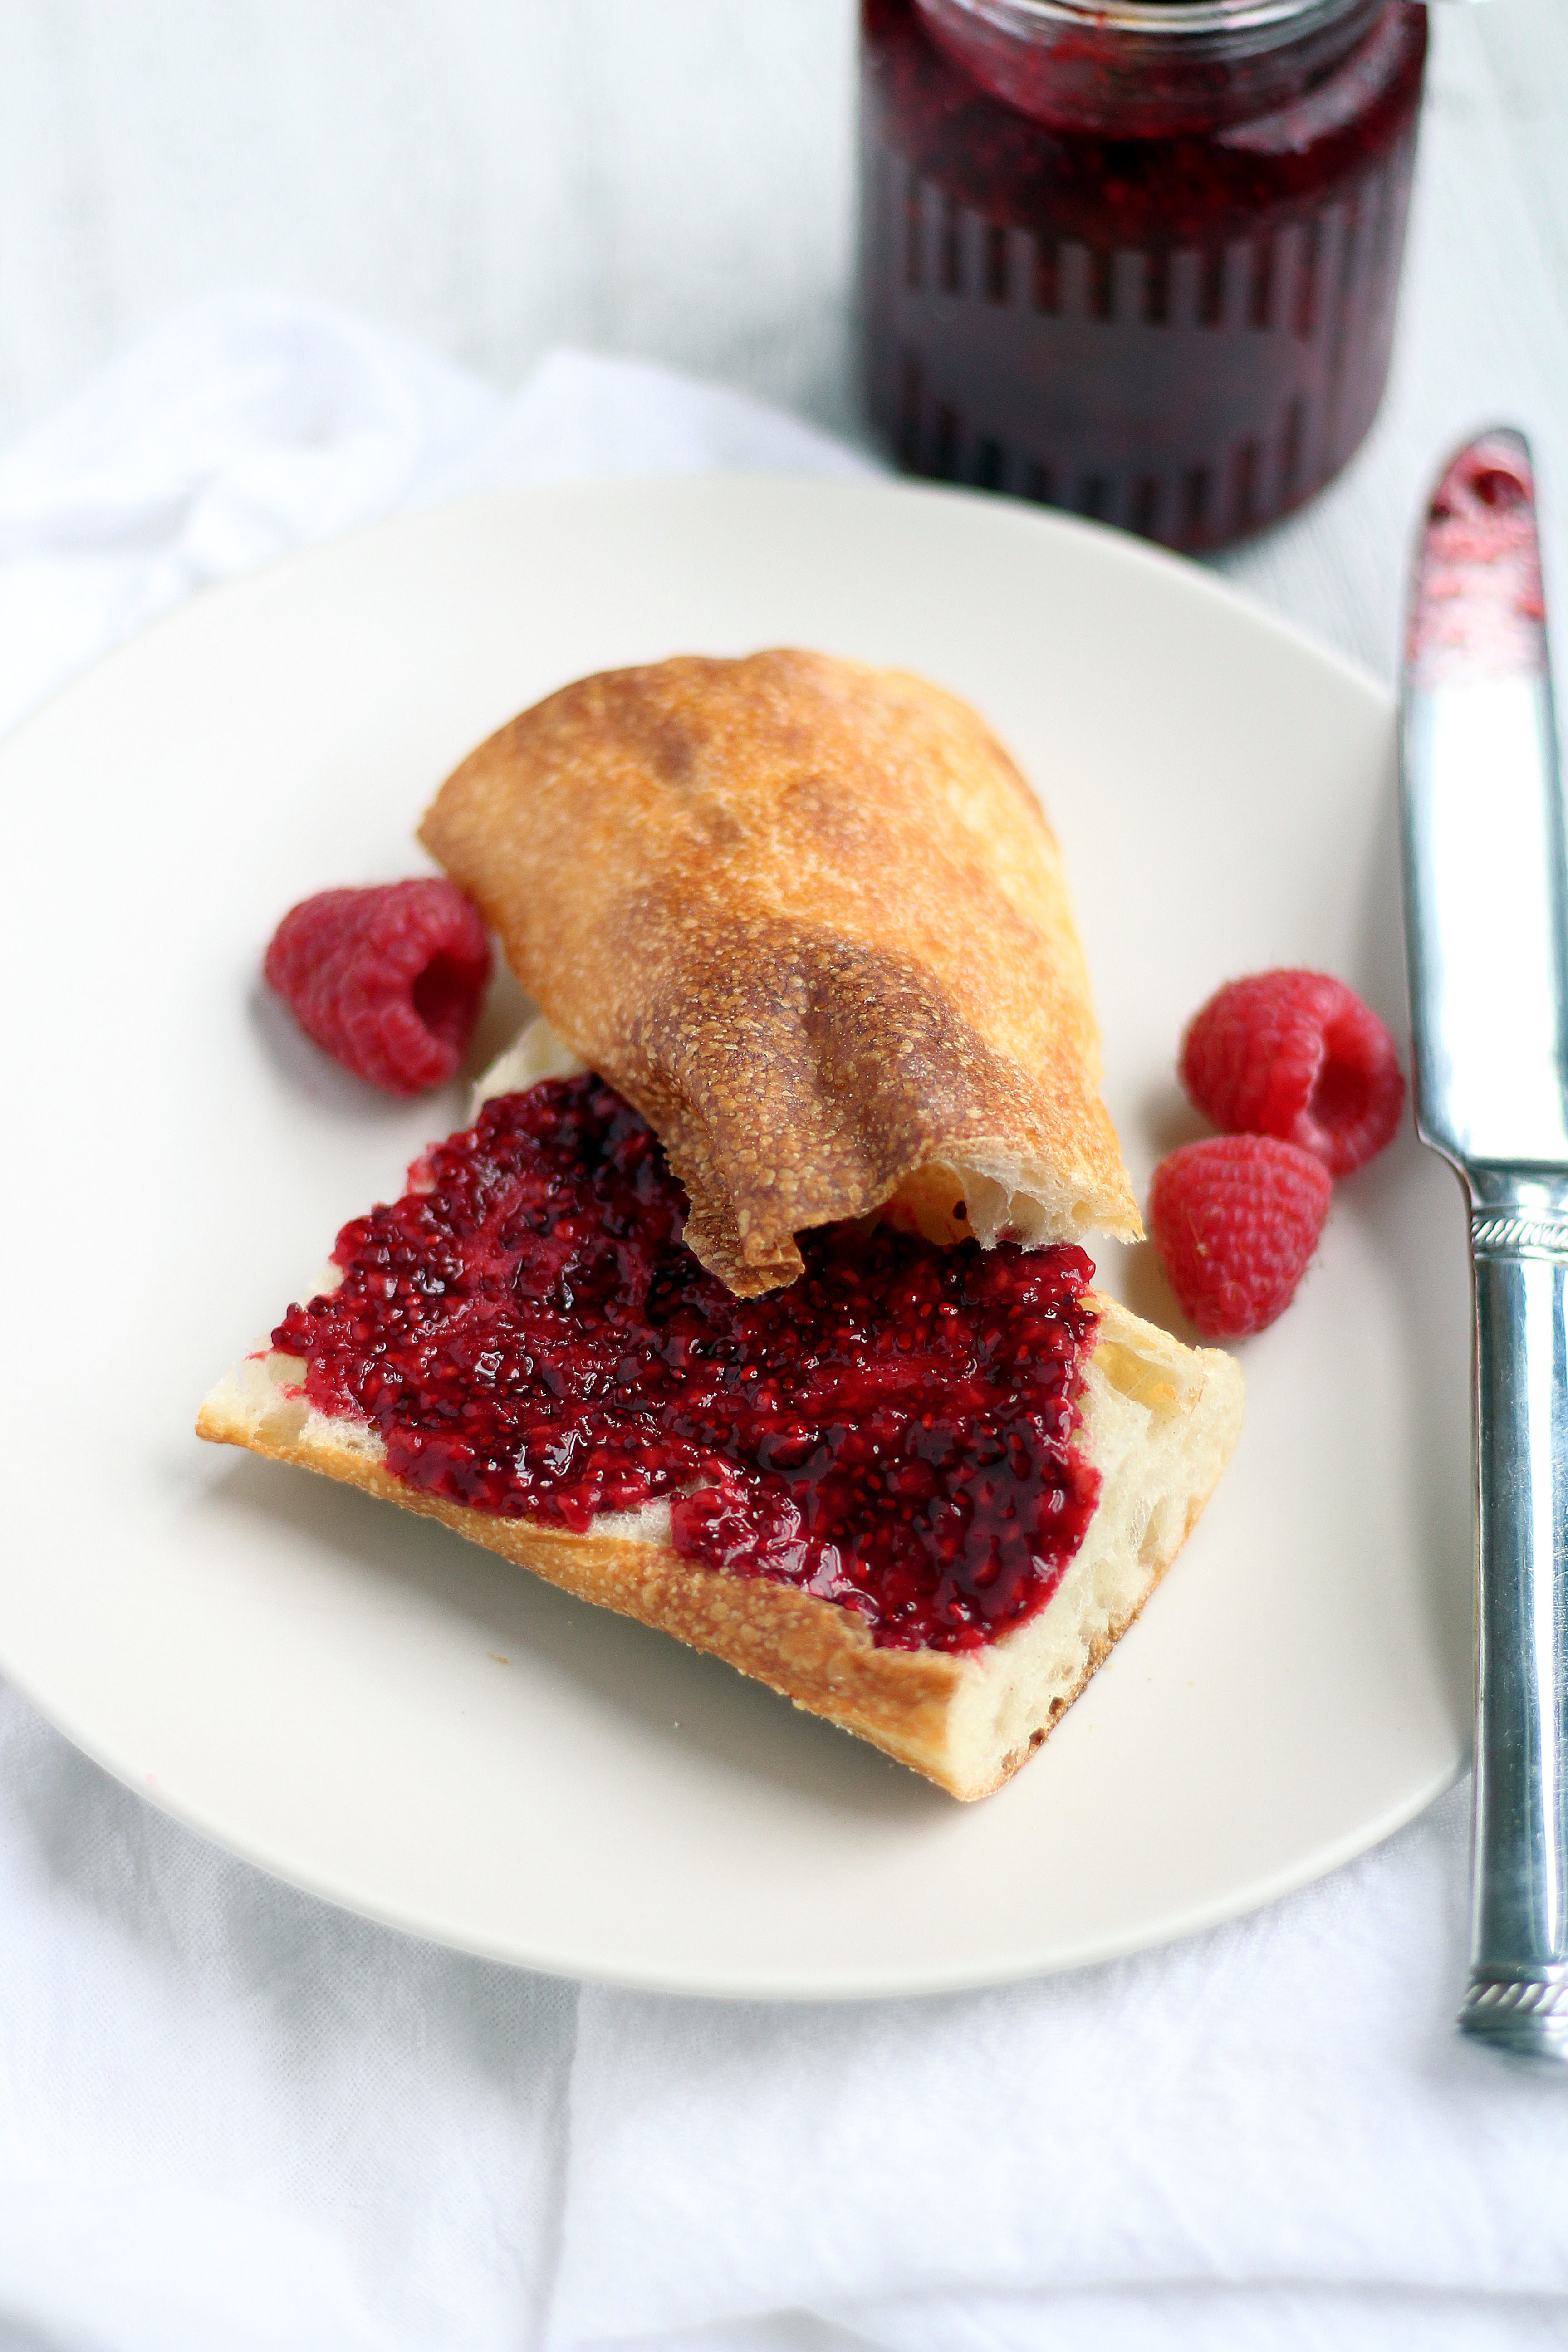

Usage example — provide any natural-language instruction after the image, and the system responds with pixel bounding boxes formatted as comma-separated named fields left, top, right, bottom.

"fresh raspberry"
left=1148, top=1135, right=1332, bottom=1340
left=1180, top=970, right=1403, bottom=1178
left=265, top=880, right=490, bottom=1096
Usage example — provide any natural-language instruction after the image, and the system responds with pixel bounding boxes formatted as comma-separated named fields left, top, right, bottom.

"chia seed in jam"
left=860, top=0, right=1427, bottom=550
left=274, top=1075, right=1103, bottom=1653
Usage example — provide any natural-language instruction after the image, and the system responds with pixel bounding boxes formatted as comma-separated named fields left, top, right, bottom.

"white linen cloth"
left=2, top=291, right=1566, bottom=2352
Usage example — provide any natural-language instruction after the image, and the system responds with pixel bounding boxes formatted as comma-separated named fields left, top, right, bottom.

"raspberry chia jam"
left=860, top=0, right=1427, bottom=549
left=274, top=1075, right=1103, bottom=1654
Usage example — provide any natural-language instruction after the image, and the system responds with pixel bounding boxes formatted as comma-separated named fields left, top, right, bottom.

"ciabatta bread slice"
left=198, top=1288, right=1240, bottom=1802
left=419, top=651, right=1143, bottom=1296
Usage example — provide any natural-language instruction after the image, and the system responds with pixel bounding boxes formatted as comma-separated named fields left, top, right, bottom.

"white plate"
left=0, top=475, right=1471, bottom=1998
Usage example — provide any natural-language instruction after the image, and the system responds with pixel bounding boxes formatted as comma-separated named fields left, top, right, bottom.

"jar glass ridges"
left=859, top=0, right=1428, bottom=551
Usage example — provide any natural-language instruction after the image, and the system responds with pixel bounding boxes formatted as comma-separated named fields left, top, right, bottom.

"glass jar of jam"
left=859, top=0, right=1428, bottom=551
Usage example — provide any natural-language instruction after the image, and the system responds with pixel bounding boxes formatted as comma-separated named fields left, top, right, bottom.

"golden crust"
left=195, top=1379, right=967, bottom=1784
left=419, top=652, right=1140, bottom=1295
left=196, top=1295, right=1242, bottom=1800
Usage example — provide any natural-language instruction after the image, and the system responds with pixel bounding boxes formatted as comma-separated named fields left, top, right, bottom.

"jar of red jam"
left=859, top=0, right=1428, bottom=550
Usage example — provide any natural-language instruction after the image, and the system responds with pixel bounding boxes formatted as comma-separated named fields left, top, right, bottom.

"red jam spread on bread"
left=274, top=1076, right=1102, bottom=1652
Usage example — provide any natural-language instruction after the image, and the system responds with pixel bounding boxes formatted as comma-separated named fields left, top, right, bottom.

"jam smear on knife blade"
left=274, top=1076, right=1103, bottom=1653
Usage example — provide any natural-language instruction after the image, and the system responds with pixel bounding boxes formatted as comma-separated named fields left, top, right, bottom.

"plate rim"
left=2, top=469, right=1397, bottom=762
left=0, top=1612, right=1463, bottom=1997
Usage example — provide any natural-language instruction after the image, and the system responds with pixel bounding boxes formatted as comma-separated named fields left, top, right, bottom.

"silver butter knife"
left=1400, top=428, right=1568, bottom=2064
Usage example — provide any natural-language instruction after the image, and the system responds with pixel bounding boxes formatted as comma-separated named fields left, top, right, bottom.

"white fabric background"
left=4, top=0, right=1568, bottom=2326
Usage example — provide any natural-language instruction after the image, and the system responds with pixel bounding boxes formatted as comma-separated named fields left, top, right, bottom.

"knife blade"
left=1399, top=427, right=1568, bottom=2064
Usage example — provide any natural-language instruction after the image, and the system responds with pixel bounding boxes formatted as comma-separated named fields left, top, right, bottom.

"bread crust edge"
left=196, top=1294, right=1241, bottom=1800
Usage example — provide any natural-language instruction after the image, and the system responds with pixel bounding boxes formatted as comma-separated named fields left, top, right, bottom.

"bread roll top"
left=420, top=649, right=1140, bottom=1295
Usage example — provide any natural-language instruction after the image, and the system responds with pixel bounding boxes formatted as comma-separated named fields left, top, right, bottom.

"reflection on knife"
left=1400, top=428, right=1568, bottom=2065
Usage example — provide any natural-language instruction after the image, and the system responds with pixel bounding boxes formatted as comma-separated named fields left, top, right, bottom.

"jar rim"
left=928, top=0, right=1363, bottom=38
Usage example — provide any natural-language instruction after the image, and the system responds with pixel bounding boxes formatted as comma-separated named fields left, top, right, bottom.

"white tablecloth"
left=4, top=130, right=1568, bottom=2352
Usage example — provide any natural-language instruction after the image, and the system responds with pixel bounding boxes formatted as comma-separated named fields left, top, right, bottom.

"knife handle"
left=1462, top=1180, right=1568, bottom=2061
